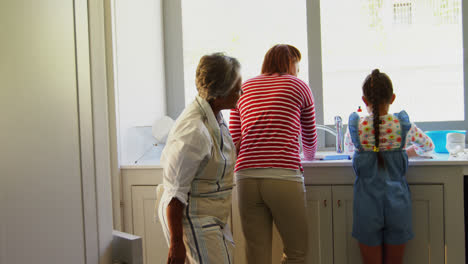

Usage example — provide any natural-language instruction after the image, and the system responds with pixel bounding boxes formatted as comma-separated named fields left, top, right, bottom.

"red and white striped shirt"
left=229, top=74, right=318, bottom=172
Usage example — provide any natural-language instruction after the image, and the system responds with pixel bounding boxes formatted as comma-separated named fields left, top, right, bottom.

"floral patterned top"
left=344, top=114, right=434, bottom=155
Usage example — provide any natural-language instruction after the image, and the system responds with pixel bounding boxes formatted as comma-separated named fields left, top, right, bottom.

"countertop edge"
left=121, top=165, right=163, bottom=169
left=121, top=160, right=468, bottom=170
left=302, top=160, right=468, bottom=167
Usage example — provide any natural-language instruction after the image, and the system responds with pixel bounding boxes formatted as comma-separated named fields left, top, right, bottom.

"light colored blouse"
left=344, top=113, right=434, bottom=155
left=160, top=96, right=235, bottom=205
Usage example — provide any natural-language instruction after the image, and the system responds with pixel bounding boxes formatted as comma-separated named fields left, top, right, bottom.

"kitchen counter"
left=304, top=152, right=468, bottom=166
left=120, top=147, right=468, bottom=263
left=121, top=145, right=468, bottom=170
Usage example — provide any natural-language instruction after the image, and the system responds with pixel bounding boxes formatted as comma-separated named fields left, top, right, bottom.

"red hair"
left=261, top=44, right=301, bottom=75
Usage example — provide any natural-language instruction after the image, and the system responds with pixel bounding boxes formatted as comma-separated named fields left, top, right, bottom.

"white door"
left=272, top=185, right=334, bottom=264
left=305, top=186, right=334, bottom=264
left=332, top=185, right=362, bottom=264
left=132, top=185, right=168, bottom=264
left=404, top=185, right=444, bottom=264
left=2, top=0, right=106, bottom=263
left=332, top=185, right=445, bottom=264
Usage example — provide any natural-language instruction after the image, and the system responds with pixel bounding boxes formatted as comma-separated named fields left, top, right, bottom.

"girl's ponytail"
left=363, top=69, right=393, bottom=169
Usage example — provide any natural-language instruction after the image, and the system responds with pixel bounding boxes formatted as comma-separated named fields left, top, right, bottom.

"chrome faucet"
left=316, top=116, right=344, bottom=153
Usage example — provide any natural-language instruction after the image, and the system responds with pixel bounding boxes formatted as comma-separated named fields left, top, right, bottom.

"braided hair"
left=362, top=69, right=394, bottom=168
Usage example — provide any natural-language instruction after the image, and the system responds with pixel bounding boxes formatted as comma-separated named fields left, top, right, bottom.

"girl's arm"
left=344, top=129, right=355, bottom=154
left=405, top=123, right=434, bottom=155
left=406, top=145, right=419, bottom=157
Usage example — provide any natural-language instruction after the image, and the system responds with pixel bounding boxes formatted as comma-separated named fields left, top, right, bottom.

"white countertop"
left=302, top=151, right=468, bottom=167
left=121, top=146, right=468, bottom=170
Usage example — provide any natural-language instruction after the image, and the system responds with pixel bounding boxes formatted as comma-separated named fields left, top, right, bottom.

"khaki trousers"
left=237, top=175, right=308, bottom=264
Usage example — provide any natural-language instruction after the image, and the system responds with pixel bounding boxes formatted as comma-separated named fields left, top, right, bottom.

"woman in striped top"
left=230, top=44, right=317, bottom=263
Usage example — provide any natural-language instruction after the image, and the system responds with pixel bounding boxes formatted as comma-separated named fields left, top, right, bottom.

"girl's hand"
left=167, top=240, right=186, bottom=264
left=406, top=145, right=418, bottom=157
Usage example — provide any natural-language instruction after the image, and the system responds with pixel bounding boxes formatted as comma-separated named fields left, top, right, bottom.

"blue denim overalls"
left=348, top=111, right=414, bottom=246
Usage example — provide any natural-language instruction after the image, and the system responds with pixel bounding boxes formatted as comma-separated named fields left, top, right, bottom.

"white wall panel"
left=0, top=0, right=85, bottom=263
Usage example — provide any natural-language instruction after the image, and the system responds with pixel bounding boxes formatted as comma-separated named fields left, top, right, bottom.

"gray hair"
left=195, top=53, right=241, bottom=101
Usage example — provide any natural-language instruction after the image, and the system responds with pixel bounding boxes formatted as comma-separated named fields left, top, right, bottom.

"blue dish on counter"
left=425, top=130, right=466, bottom=153
left=322, top=154, right=351, bottom=160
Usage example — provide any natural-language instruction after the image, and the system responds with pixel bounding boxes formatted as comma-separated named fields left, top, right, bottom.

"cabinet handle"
left=323, top=200, right=327, bottom=207
left=337, top=200, right=341, bottom=207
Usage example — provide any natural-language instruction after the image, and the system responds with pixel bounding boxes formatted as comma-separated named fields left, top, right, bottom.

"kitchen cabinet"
left=270, top=186, right=334, bottom=264
left=331, top=185, right=361, bottom=264
left=231, top=186, right=334, bottom=264
left=403, top=185, right=444, bottom=264
left=235, top=184, right=444, bottom=264
left=131, top=185, right=168, bottom=264
left=121, top=160, right=467, bottom=264
left=121, top=168, right=167, bottom=264
left=265, top=184, right=444, bottom=264
left=332, top=185, right=444, bottom=264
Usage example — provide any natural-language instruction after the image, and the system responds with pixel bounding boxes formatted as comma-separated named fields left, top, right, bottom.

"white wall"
left=1, top=1, right=85, bottom=263
left=0, top=0, right=112, bottom=263
left=113, top=0, right=166, bottom=165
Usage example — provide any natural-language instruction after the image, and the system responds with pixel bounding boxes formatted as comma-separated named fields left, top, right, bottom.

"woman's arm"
left=300, top=104, right=318, bottom=160
left=297, top=78, right=318, bottom=160
left=161, top=123, right=211, bottom=204
left=160, top=123, right=211, bottom=263
left=229, top=108, right=242, bottom=144
left=166, top=198, right=186, bottom=264
left=229, top=108, right=242, bottom=155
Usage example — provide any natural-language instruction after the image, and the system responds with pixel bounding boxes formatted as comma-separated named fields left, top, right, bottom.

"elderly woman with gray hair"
left=158, top=53, right=242, bottom=264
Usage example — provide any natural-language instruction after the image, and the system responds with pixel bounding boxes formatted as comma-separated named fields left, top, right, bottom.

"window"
left=393, top=1, right=413, bottom=25
left=320, top=0, right=464, bottom=124
left=112, top=0, right=467, bottom=161
left=181, top=0, right=309, bottom=121
left=111, top=0, right=166, bottom=165
left=435, top=0, right=461, bottom=24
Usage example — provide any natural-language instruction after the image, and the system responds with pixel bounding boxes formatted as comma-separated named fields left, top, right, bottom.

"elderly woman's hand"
left=167, top=240, right=186, bottom=264
left=166, top=198, right=186, bottom=264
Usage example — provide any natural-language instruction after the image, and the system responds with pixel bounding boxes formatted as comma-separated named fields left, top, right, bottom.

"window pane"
left=181, top=0, right=309, bottom=122
left=320, top=0, right=463, bottom=124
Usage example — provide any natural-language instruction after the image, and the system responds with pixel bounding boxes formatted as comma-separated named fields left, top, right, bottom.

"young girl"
left=344, top=69, right=434, bottom=264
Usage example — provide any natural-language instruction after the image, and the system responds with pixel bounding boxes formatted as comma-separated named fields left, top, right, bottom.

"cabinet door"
left=332, top=185, right=444, bottom=264
left=271, top=186, right=333, bottom=264
left=305, top=186, right=334, bottom=264
left=404, top=185, right=444, bottom=264
left=332, top=185, right=362, bottom=264
left=132, top=185, right=168, bottom=264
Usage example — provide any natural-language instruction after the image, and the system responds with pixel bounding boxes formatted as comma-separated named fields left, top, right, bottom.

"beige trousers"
left=237, top=172, right=308, bottom=264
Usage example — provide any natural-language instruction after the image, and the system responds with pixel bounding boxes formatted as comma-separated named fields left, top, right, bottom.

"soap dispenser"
left=357, top=106, right=364, bottom=117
